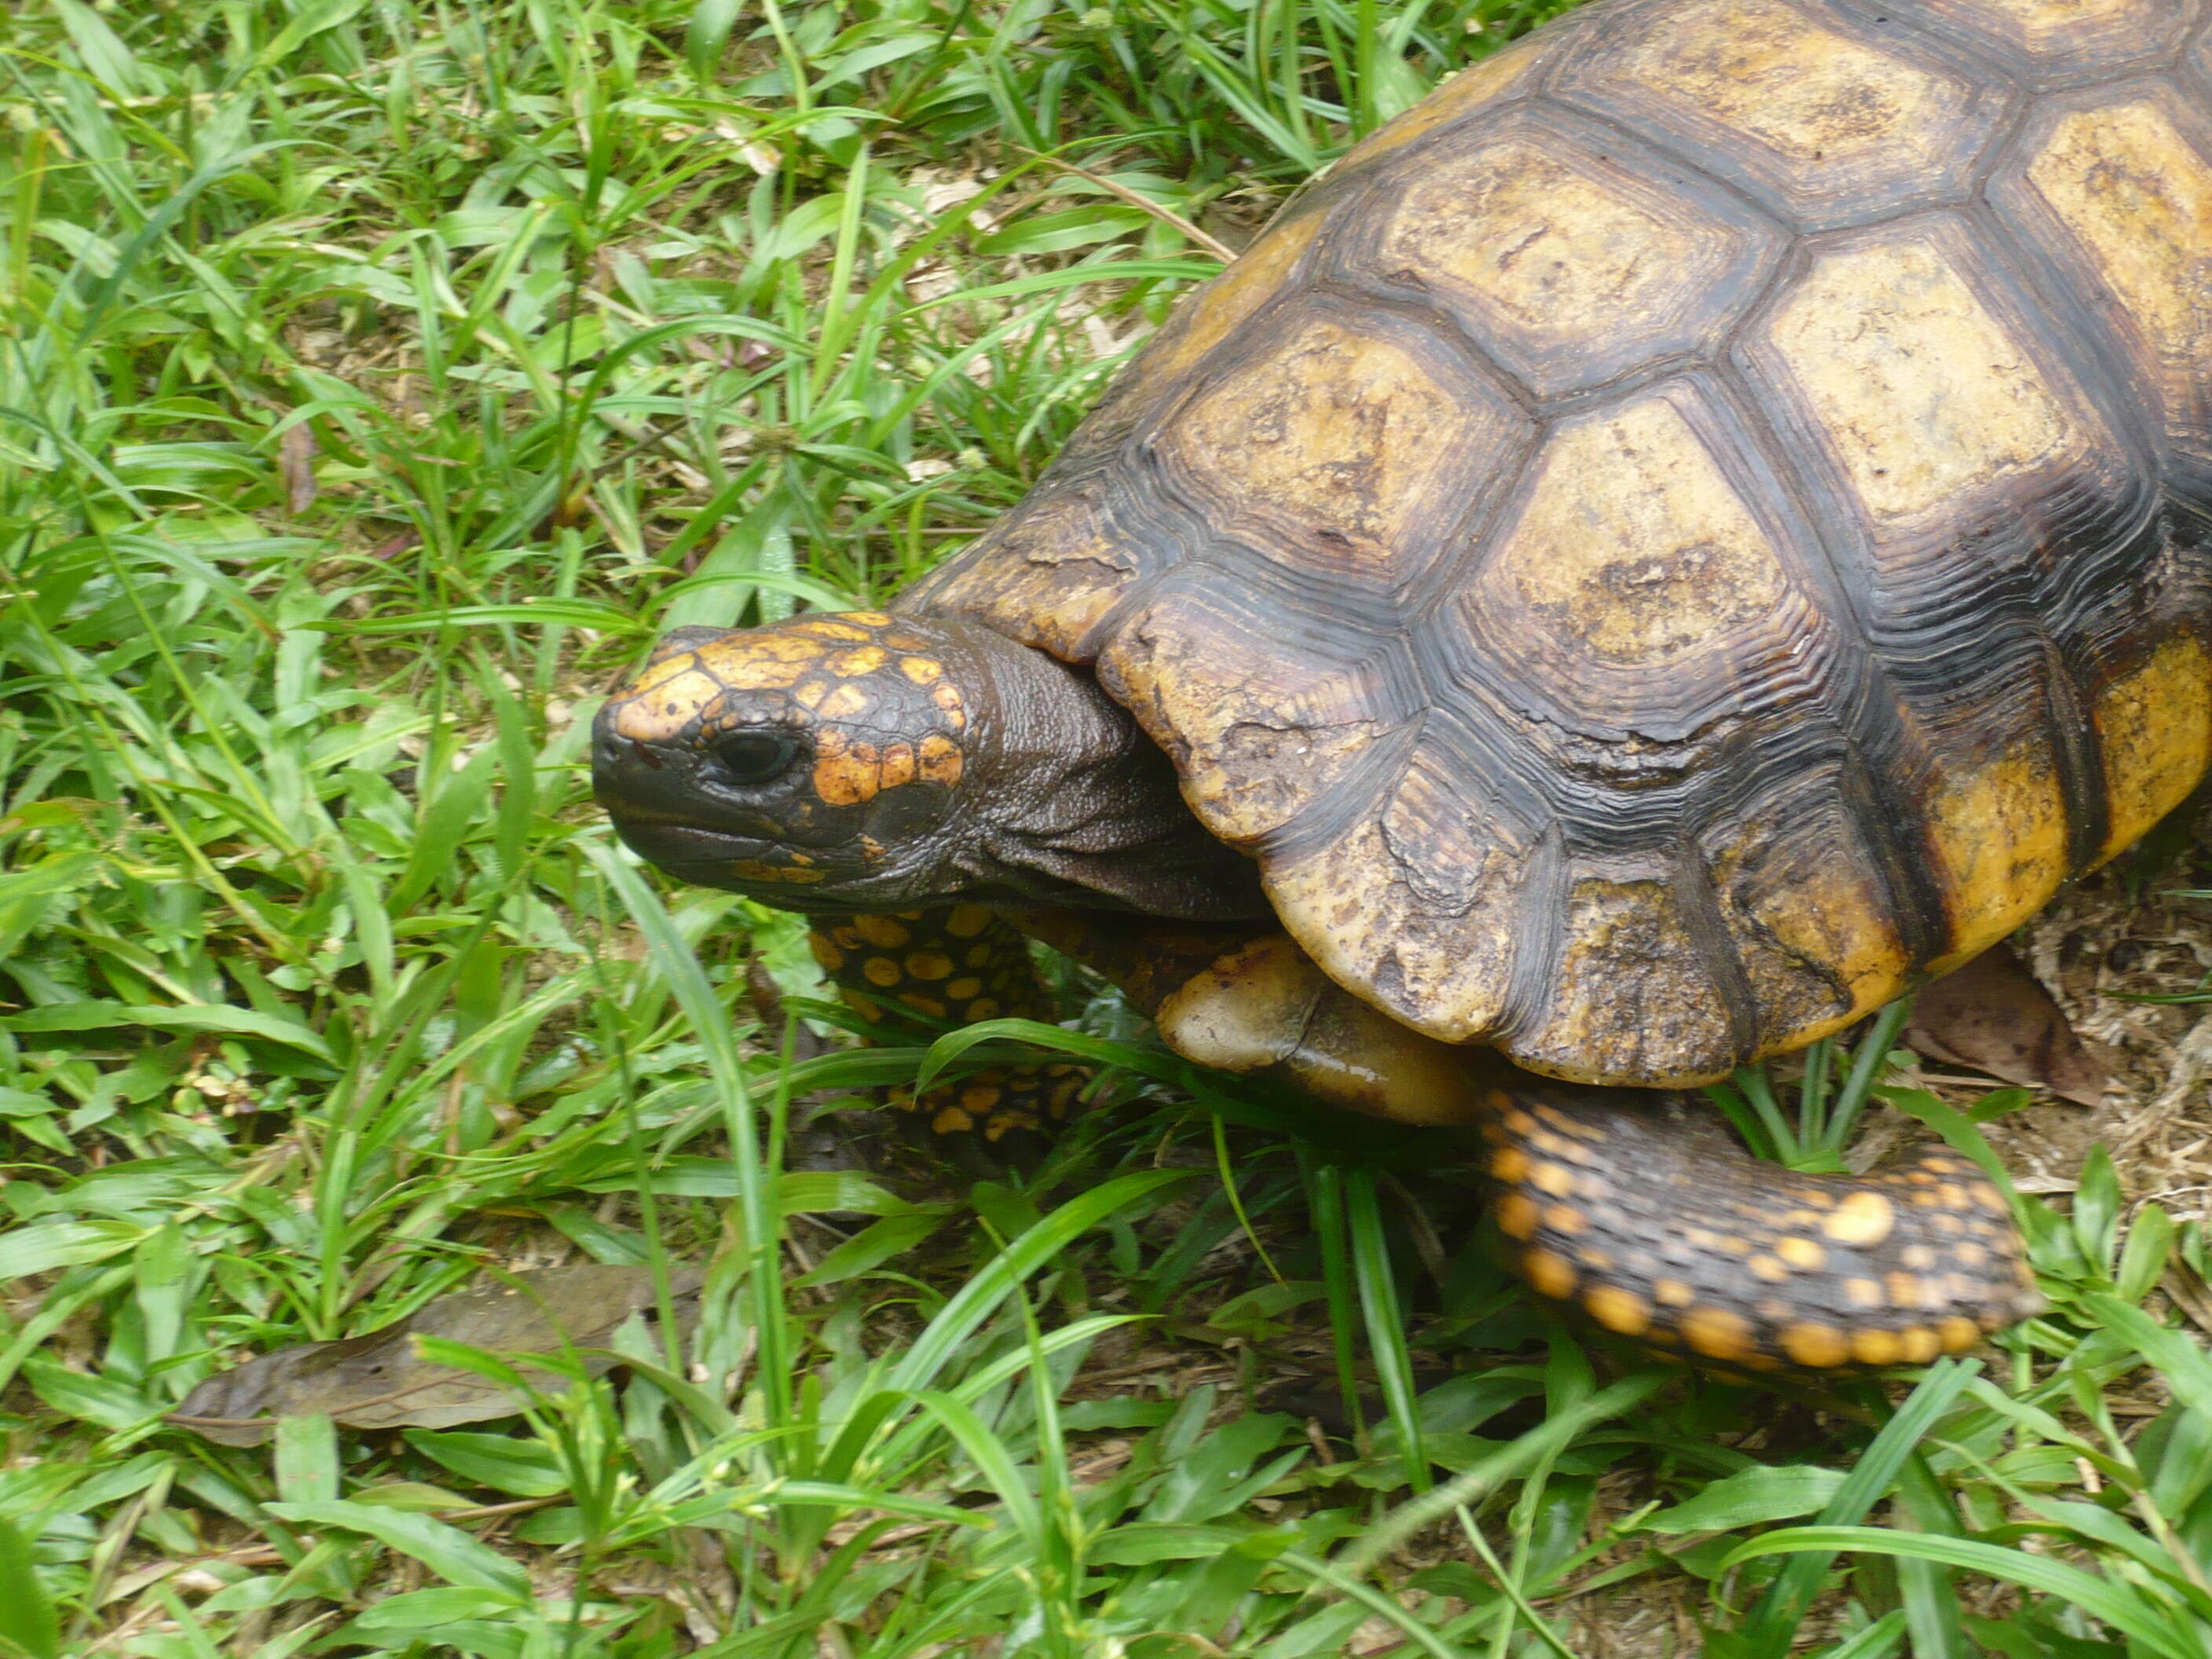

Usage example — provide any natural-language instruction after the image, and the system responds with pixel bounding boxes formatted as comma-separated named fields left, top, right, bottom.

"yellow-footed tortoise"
left=595, top=0, right=2212, bottom=1372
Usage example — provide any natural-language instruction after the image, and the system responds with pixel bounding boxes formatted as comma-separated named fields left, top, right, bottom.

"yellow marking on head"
left=816, top=683, right=871, bottom=721
left=1968, top=1181, right=2006, bottom=1214
left=792, top=679, right=829, bottom=709
left=611, top=666, right=721, bottom=743
left=842, top=993, right=881, bottom=1021
left=1955, top=1241, right=1988, bottom=1268
left=828, top=645, right=890, bottom=678
left=809, top=935, right=845, bottom=972
left=1906, top=1170, right=1938, bottom=1186
left=1845, top=1277, right=1883, bottom=1309
left=1496, top=1193, right=1541, bottom=1240
left=931, top=681, right=967, bottom=729
left=698, top=632, right=831, bottom=690
left=855, top=915, right=910, bottom=947
left=790, top=618, right=874, bottom=642
left=917, top=733, right=965, bottom=786
left=984, top=1111, right=1038, bottom=1141
left=814, top=740, right=882, bottom=806
left=897, top=994, right=947, bottom=1018
left=899, top=656, right=943, bottom=685
left=1886, top=1272, right=1924, bottom=1307
left=1902, top=1245, right=1937, bottom=1269
left=1896, top=1327, right=1942, bottom=1364
left=1939, top=1316, right=1980, bottom=1353
left=861, top=957, right=903, bottom=989
left=1654, top=1277, right=1696, bottom=1308
left=1490, top=1147, right=1532, bottom=1185
left=878, top=742, right=917, bottom=790
left=844, top=610, right=893, bottom=626
left=945, top=976, right=983, bottom=1002
left=1577, top=1248, right=1614, bottom=1271
left=1503, top=1108, right=1539, bottom=1137
left=1933, top=1213, right=1964, bottom=1236
left=946, top=906, right=994, bottom=938
left=1775, top=1236, right=1826, bottom=1271
left=1485, top=1089, right=1516, bottom=1115
left=1678, top=1305, right=1757, bottom=1364
left=1543, top=1204, right=1587, bottom=1236
left=1529, top=1162, right=1577, bottom=1199
left=930, top=1106, right=973, bottom=1134
left=728, top=859, right=826, bottom=886
left=959, top=1084, right=1003, bottom=1113
left=1584, top=1285, right=1653, bottom=1335
left=968, top=998, right=1001, bottom=1021
left=1749, top=1254, right=1790, bottom=1283
left=1785, top=1209, right=1822, bottom=1229
left=1822, top=1192, right=1895, bottom=1247
left=1781, top=1322, right=1850, bottom=1369
left=1522, top=1248, right=1579, bottom=1298
left=1850, top=1328, right=1903, bottom=1366
left=905, top=950, right=954, bottom=982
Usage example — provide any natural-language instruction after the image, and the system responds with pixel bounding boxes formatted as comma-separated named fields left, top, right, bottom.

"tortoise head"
left=591, top=611, right=982, bottom=909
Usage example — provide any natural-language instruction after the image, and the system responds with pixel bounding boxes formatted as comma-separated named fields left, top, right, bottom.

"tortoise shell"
left=903, top=0, right=2212, bottom=1088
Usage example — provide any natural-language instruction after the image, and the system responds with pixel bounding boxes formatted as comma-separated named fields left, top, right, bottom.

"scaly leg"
left=805, top=905, right=1087, bottom=1149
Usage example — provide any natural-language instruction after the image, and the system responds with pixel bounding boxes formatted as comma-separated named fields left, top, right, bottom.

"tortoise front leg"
left=804, top=906, right=1087, bottom=1148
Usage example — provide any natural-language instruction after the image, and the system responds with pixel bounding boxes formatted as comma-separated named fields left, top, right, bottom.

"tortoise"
left=594, top=0, right=2212, bottom=1372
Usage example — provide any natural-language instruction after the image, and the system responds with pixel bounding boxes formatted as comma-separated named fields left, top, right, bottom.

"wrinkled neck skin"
left=936, top=622, right=1269, bottom=921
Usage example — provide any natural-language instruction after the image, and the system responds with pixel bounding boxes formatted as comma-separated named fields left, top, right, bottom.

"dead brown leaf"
left=279, top=421, right=319, bottom=517
left=1907, top=943, right=2108, bottom=1108
left=168, top=1265, right=704, bottom=1445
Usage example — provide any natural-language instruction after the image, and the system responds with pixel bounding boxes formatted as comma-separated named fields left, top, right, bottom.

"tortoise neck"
left=943, top=621, right=1271, bottom=921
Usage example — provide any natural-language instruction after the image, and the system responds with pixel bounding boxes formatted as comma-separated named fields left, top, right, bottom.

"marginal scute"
left=1159, top=311, right=1525, bottom=578
left=2014, top=97, right=2212, bottom=454
left=1558, top=0, right=2005, bottom=225
left=912, top=487, right=1138, bottom=661
left=2093, top=632, right=2212, bottom=860
left=1507, top=873, right=1740, bottom=1086
left=1760, top=233, right=2079, bottom=526
left=1269, top=797, right=1528, bottom=1046
left=1705, top=783, right=1911, bottom=1051
left=1922, top=731, right=2071, bottom=968
left=1370, top=124, right=1778, bottom=396
left=1096, top=586, right=1391, bottom=846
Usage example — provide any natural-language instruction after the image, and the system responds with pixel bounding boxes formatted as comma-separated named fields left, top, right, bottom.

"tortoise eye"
left=709, top=728, right=805, bottom=787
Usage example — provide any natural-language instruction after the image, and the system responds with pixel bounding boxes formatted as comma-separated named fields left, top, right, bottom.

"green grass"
left=5, top=1, right=2212, bottom=1654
